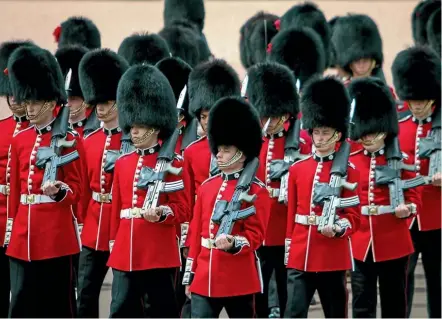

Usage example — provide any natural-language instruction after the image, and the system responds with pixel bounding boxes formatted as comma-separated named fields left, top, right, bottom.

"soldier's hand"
left=432, top=172, right=441, bottom=187
left=321, top=225, right=341, bottom=238
left=215, top=234, right=234, bottom=250
left=395, top=204, right=411, bottom=218
left=143, top=207, right=161, bottom=222
left=185, top=285, right=191, bottom=299
left=41, top=180, right=62, bottom=196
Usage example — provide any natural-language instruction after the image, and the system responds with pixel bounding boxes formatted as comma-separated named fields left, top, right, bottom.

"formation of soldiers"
left=0, top=0, right=440, bottom=318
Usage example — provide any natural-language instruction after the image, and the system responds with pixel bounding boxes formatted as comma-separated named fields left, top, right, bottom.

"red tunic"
left=399, top=114, right=441, bottom=231
left=286, top=153, right=361, bottom=272
left=80, top=127, right=122, bottom=251
left=257, top=129, right=312, bottom=246
left=107, top=146, right=188, bottom=271
left=350, top=148, right=419, bottom=262
left=0, top=116, right=29, bottom=247
left=186, top=172, right=270, bottom=297
left=7, top=121, right=82, bottom=261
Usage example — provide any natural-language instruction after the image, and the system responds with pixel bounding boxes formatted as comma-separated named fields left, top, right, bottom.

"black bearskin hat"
left=412, top=0, right=441, bottom=45
left=79, top=49, right=129, bottom=105
left=331, top=14, right=383, bottom=73
left=280, top=2, right=332, bottom=67
left=246, top=62, right=299, bottom=118
left=164, top=0, right=205, bottom=32
left=348, top=77, right=398, bottom=141
left=427, top=7, right=441, bottom=56
left=188, top=59, right=240, bottom=119
left=268, top=27, right=326, bottom=87
left=0, top=40, right=35, bottom=96
left=56, top=16, right=101, bottom=50
left=159, top=26, right=200, bottom=67
left=392, top=46, right=441, bottom=102
left=208, top=96, right=262, bottom=161
left=239, top=11, right=279, bottom=69
left=301, top=76, right=350, bottom=140
left=117, top=64, right=176, bottom=140
left=156, top=57, right=192, bottom=120
left=118, top=32, right=170, bottom=66
left=8, top=46, right=66, bottom=104
left=55, top=45, right=89, bottom=98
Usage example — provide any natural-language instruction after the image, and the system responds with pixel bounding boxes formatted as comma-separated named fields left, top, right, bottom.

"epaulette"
left=67, top=127, right=79, bottom=136
left=252, top=177, right=266, bottom=188
left=348, top=162, right=356, bottom=170
left=200, top=173, right=221, bottom=186
left=15, top=125, right=33, bottom=136
left=398, top=110, right=412, bottom=123
left=83, top=127, right=101, bottom=140
left=350, top=149, right=363, bottom=156
left=290, top=155, right=312, bottom=166
left=185, top=135, right=206, bottom=150
left=174, top=153, right=184, bottom=161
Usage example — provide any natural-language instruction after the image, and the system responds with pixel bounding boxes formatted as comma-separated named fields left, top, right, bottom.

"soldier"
left=76, top=49, right=129, bottom=318
left=118, top=32, right=170, bottom=66
left=107, top=64, right=188, bottom=318
left=7, top=45, right=82, bottom=317
left=284, top=77, right=360, bottom=318
left=392, top=46, right=441, bottom=318
left=0, top=39, right=34, bottom=318
left=348, top=77, right=421, bottom=318
left=246, top=61, right=312, bottom=318
left=53, top=16, right=101, bottom=50
left=411, top=0, right=441, bottom=47
left=159, top=25, right=201, bottom=67
left=183, top=96, right=270, bottom=318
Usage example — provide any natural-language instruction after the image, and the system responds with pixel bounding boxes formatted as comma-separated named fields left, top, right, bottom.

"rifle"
left=35, top=69, right=80, bottom=187
left=83, top=106, right=101, bottom=137
left=103, top=131, right=135, bottom=173
left=375, top=137, right=427, bottom=212
left=418, top=107, right=441, bottom=182
left=211, top=157, right=259, bottom=237
left=312, top=141, right=360, bottom=233
left=137, top=128, right=184, bottom=210
left=180, top=117, right=198, bottom=152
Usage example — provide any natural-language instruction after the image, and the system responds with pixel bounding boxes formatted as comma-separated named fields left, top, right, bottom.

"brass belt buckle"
left=100, top=193, right=109, bottom=203
left=131, top=208, right=142, bottom=218
left=368, top=206, right=378, bottom=215
left=27, top=194, right=35, bottom=204
left=307, top=215, right=316, bottom=225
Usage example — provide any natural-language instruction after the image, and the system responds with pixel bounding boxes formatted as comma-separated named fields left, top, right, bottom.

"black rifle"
left=103, top=131, right=135, bottom=173
left=375, top=137, right=427, bottom=211
left=313, top=141, right=360, bottom=233
left=83, top=106, right=101, bottom=137
left=211, top=157, right=259, bottom=237
left=419, top=107, right=441, bottom=182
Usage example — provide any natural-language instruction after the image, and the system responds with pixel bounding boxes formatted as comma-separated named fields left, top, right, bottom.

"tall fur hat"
left=348, top=77, right=398, bottom=141
left=412, top=0, right=441, bottom=45
left=159, top=25, right=200, bottom=67
left=117, top=64, right=176, bottom=140
left=268, top=27, right=326, bottom=87
left=427, top=7, right=441, bottom=56
left=280, top=2, right=332, bottom=67
left=0, top=40, right=35, bottom=96
left=239, top=11, right=279, bottom=69
left=331, top=14, right=383, bottom=73
left=118, top=32, right=170, bottom=66
left=246, top=62, right=299, bottom=118
left=55, top=45, right=89, bottom=98
left=7, top=46, right=66, bottom=104
left=208, top=96, right=262, bottom=161
left=156, top=57, right=192, bottom=120
left=188, top=59, right=240, bottom=119
left=79, top=48, right=129, bottom=105
left=164, top=0, right=205, bottom=32
left=56, top=16, right=101, bottom=49
left=301, top=76, right=350, bottom=139
left=392, top=46, right=441, bottom=102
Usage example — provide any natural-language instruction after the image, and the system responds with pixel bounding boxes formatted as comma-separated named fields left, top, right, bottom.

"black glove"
left=268, top=160, right=291, bottom=181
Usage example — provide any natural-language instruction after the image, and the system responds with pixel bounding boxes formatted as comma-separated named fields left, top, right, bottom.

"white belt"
left=120, top=208, right=144, bottom=219
left=295, top=214, right=323, bottom=226
left=267, top=187, right=280, bottom=199
left=20, top=194, right=55, bottom=205
left=92, top=191, right=112, bottom=203
left=0, top=185, right=9, bottom=196
left=201, top=237, right=216, bottom=249
left=361, top=204, right=417, bottom=216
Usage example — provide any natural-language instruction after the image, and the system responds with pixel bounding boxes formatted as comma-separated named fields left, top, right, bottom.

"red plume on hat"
left=3, top=68, right=8, bottom=75
left=274, top=19, right=281, bottom=31
left=53, top=25, right=62, bottom=43
left=266, top=43, right=273, bottom=54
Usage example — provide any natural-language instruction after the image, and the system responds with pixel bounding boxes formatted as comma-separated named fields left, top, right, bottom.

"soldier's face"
left=360, top=132, right=386, bottom=152
left=96, top=101, right=117, bottom=123
left=261, top=114, right=289, bottom=135
left=5, top=96, right=25, bottom=116
left=312, top=127, right=340, bottom=154
left=350, top=58, right=375, bottom=77
left=216, top=145, right=245, bottom=171
left=199, top=110, right=210, bottom=132
left=407, top=100, right=433, bottom=119
left=24, top=100, right=56, bottom=125
left=68, top=96, right=85, bottom=115
left=130, top=125, right=159, bottom=148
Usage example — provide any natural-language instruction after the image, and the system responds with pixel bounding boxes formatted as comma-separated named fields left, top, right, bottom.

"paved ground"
left=98, top=258, right=428, bottom=318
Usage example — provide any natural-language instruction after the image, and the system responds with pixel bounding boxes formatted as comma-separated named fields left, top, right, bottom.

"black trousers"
left=407, top=223, right=441, bottom=318
left=268, top=270, right=279, bottom=309
left=285, top=269, right=347, bottom=318
left=72, top=252, right=80, bottom=289
left=110, top=267, right=178, bottom=318
left=255, top=246, right=287, bottom=318
left=0, top=247, right=10, bottom=318
left=76, top=246, right=109, bottom=318
left=9, top=255, right=76, bottom=318
left=191, top=293, right=255, bottom=318
left=176, top=248, right=190, bottom=317
left=351, top=249, right=409, bottom=318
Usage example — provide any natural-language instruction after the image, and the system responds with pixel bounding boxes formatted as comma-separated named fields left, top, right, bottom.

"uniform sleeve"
left=182, top=186, right=204, bottom=286
left=336, top=166, right=361, bottom=238
left=226, top=186, right=269, bottom=255
left=183, top=149, right=196, bottom=247
left=7, top=138, right=20, bottom=221
left=402, top=156, right=423, bottom=215
left=109, top=159, right=122, bottom=252
left=286, top=166, right=297, bottom=240
left=74, top=137, right=90, bottom=223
